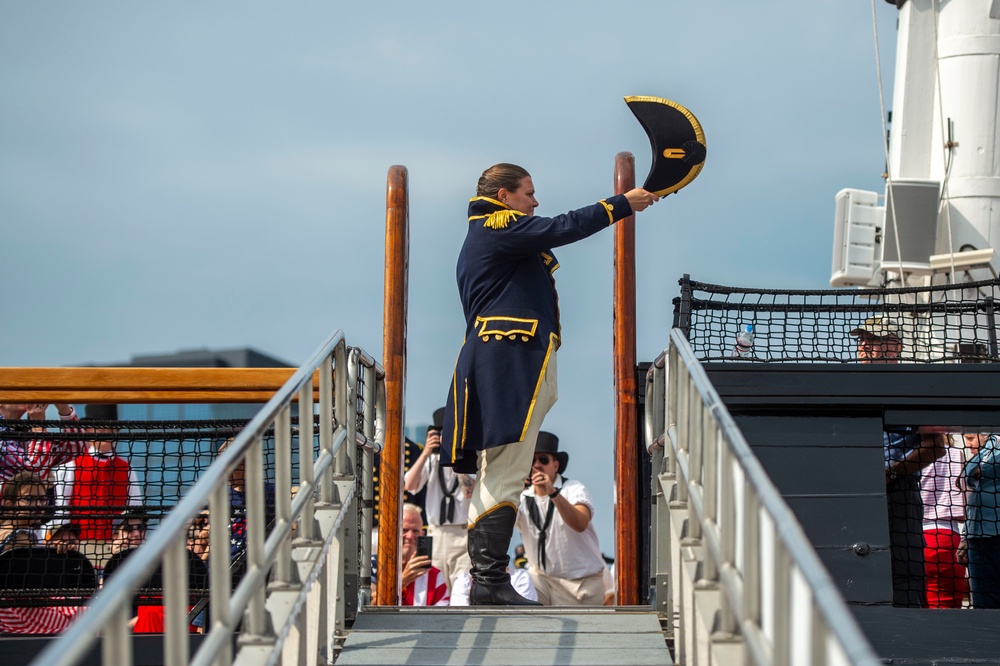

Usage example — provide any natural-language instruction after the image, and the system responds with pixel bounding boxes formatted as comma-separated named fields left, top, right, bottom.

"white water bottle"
left=733, top=324, right=755, bottom=357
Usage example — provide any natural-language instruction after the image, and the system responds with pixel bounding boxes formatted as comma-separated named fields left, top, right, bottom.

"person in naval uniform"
left=441, top=162, right=657, bottom=604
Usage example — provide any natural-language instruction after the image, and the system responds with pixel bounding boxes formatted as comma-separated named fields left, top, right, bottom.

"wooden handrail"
left=0, top=367, right=318, bottom=403
left=613, top=151, right=640, bottom=605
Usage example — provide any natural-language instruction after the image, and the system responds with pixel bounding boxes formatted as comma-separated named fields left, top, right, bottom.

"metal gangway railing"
left=32, top=330, right=385, bottom=666
left=644, top=329, right=881, bottom=666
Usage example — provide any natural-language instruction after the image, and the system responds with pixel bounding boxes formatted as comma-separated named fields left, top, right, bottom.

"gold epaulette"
left=483, top=209, right=521, bottom=229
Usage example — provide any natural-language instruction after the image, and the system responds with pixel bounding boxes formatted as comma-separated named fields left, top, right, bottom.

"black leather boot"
left=468, top=505, right=542, bottom=606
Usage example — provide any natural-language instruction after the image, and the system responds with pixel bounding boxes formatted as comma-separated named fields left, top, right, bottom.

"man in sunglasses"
left=515, top=432, right=607, bottom=605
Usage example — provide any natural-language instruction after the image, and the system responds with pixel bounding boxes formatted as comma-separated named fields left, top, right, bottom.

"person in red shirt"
left=400, top=503, right=449, bottom=607
left=49, top=405, right=141, bottom=542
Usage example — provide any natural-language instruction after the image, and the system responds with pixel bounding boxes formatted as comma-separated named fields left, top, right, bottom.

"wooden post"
left=376, top=165, right=409, bottom=605
left=613, top=152, right=639, bottom=605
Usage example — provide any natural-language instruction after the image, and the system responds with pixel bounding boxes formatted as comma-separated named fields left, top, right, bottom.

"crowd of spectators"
left=2, top=369, right=998, bottom=639
left=851, top=318, right=1000, bottom=609
left=0, top=405, right=242, bottom=636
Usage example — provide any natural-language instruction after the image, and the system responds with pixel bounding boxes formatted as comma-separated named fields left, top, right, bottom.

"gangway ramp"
left=336, top=606, right=673, bottom=665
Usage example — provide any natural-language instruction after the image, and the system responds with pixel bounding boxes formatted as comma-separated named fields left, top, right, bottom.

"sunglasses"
left=533, top=454, right=552, bottom=465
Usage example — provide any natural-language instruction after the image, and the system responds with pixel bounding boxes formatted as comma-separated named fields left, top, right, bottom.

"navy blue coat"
left=441, top=193, right=633, bottom=472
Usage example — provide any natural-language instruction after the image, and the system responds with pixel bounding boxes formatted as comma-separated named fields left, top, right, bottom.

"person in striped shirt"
left=0, top=472, right=88, bottom=634
left=0, top=403, right=84, bottom=483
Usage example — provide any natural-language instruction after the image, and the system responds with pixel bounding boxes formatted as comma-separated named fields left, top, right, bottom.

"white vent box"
left=831, top=188, right=882, bottom=287
left=879, top=179, right=939, bottom=275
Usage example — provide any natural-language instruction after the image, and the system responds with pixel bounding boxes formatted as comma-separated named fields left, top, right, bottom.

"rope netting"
left=0, top=416, right=321, bottom=631
left=0, top=353, right=384, bottom=634
left=673, top=276, right=1000, bottom=363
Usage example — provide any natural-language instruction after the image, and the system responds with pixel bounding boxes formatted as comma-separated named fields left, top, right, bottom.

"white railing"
left=645, top=329, right=880, bottom=666
left=32, top=330, right=385, bottom=666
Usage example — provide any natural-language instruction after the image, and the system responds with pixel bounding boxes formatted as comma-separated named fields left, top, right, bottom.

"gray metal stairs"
left=335, top=606, right=673, bottom=665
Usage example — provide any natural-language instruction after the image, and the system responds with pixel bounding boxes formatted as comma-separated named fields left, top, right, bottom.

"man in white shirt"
left=404, top=408, right=472, bottom=589
left=515, top=432, right=606, bottom=605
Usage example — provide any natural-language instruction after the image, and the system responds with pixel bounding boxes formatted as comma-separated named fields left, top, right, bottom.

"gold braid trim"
left=468, top=501, right=518, bottom=529
left=483, top=209, right=523, bottom=229
left=519, top=333, right=558, bottom=440
left=469, top=196, right=526, bottom=229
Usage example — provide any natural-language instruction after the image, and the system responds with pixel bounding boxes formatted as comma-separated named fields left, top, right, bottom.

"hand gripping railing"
left=32, top=330, right=385, bottom=666
left=644, top=329, right=880, bottom=666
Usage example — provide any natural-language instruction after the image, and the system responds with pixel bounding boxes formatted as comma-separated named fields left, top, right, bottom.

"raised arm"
left=403, top=433, right=439, bottom=493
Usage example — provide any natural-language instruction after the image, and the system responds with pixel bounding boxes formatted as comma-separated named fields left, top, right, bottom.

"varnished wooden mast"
left=613, top=152, right=639, bottom=605
left=375, top=165, right=409, bottom=606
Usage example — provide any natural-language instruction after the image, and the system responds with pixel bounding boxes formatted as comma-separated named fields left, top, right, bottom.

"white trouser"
left=427, top=522, right=471, bottom=590
left=469, top=352, right=558, bottom=525
left=530, top=567, right=607, bottom=606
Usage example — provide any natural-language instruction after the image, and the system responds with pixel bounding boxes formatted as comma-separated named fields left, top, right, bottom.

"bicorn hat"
left=534, top=431, right=568, bottom=475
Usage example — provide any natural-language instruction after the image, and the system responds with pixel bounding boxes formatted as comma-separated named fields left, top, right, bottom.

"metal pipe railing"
left=645, top=328, right=881, bottom=666
left=32, top=330, right=385, bottom=666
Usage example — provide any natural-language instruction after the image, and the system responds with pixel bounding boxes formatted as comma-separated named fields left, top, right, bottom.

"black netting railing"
left=672, top=276, right=1000, bottom=363
left=670, top=276, right=1000, bottom=610
left=0, top=416, right=324, bottom=632
left=883, top=432, right=999, bottom=610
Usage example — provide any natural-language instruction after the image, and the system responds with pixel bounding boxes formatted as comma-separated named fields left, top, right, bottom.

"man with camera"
left=515, top=432, right=607, bottom=605
left=404, top=408, right=472, bottom=591
left=400, top=503, right=450, bottom=607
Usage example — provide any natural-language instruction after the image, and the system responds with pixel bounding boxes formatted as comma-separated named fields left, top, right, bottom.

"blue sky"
left=0, top=2, right=900, bottom=552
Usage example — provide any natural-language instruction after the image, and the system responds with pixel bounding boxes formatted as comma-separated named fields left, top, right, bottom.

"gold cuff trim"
left=475, top=315, right=538, bottom=342
left=598, top=199, right=615, bottom=225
